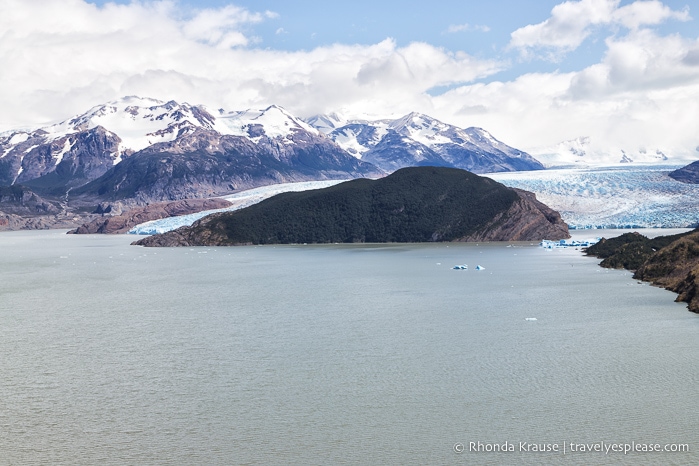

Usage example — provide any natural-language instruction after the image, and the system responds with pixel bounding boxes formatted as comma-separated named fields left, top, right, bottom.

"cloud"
left=612, top=1, right=690, bottom=30
left=684, top=49, right=699, bottom=66
left=434, top=28, right=699, bottom=159
left=182, top=5, right=276, bottom=48
left=0, top=0, right=502, bottom=130
left=445, top=23, right=490, bottom=34
left=509, top=0, right=617, bottom=57
left=569, top=30, right=699, bottom=98
left=509, top=0, right=690, bottom=60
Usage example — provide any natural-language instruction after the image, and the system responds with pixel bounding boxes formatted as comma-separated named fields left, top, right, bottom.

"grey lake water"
left=1, top=229, right=698, bottom=465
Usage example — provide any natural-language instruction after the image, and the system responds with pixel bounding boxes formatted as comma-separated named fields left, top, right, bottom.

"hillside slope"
left=133, top=167, right=569, bottom=247
left=669, top=160, right=699, bottom=184
left=586, top=229, right=699, bottom=313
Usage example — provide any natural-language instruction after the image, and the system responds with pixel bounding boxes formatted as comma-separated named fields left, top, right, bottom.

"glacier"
left=128, top=180, right=348, bottom=235
left=487, top=165, right=699, bottom=229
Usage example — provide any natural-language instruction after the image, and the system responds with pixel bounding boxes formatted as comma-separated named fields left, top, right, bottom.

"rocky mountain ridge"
left=1, top=97, right=384, bottom=213
left=68, top=198, right=232, bottom=234
left=307, top=111, right=544, bottom=173
left=668, top=160, right=699, bottom=184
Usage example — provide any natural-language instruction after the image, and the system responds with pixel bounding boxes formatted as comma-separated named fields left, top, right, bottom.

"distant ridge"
left=669, top=160, right=699, bottom=184
left=307, top=111, right=544, bottom=174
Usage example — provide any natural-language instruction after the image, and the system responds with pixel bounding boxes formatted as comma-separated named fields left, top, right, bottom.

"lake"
left=0, top=230, right=697, bottom=465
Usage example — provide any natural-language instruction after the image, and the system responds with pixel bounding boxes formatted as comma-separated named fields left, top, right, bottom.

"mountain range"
left=0, top=97, right=379, bottom=205
left=0, top=97, right=544, bottom=208
left=528, top=136, right=698, bottom=168
left=307, top=112, right=544, bottom=173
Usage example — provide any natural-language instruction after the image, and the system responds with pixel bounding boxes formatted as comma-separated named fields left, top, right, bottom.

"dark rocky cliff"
left=668, top=160, right=699, bottom=184
left=68, top=198, right=232, bottom=234
left=633, top=230, right=699, bottom=313
left=586, top=229, right=699, bottom=313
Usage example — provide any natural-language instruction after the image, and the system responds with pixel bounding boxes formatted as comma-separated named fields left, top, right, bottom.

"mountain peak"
left=305, top=112, right=348, bottom=134
left=309, top=111, right=544, bottom=174
left=219, top=104, right=319, bottom=140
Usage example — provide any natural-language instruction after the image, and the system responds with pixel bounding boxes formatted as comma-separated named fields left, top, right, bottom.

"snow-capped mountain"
left=0, top=96, right=220, bottom=187
left=529, top=136, right=685, bottom=168
left=304, top=112, right=348, bottom=134
left=0, top=98, right=546, bottom=204
left=306, top=112, right=544, bottom=174
left=0, top=97, right=379, bottom=202
left=0, top=97, right=328, bottom=185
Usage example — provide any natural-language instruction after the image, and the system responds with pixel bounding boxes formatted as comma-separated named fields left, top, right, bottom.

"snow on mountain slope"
left=41, top=96, right=211, bottom=153
left=216, top=105, right=320, bottom=142
left=309, top=111, right=544, bottom=173
left=0, top=97, right=335, bottom=189
left=305, top=112, right=348, bottom=134
left=488, top=165, right=699, bottom=229
left=388, top=112, right=453, bottom=146
left=2, top=98, right=321, bottom=161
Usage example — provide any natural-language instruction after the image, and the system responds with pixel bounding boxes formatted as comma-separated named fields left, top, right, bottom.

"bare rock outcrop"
left=459, top=188, right=570, bottom=242
left=69, top=198, right=232, bottom=234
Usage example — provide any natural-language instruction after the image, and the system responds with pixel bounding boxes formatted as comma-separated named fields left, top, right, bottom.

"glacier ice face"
left=487, top=165, right=699, bottom=229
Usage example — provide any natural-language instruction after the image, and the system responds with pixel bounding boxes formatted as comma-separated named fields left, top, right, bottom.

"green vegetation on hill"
left=194, top=167, right=519, bottom=244
left=134, top=166, right=570, bottom=248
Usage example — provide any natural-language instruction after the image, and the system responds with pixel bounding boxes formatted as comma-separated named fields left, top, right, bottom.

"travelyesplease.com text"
left=453, top=441, right=689, bottom=455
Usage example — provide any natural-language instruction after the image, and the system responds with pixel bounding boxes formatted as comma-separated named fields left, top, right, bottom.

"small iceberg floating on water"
left=540, top=238, right=600, bottom=249
left=452, top=264, right=468, bottom=270
left=475, top=265, right=485, bottom=270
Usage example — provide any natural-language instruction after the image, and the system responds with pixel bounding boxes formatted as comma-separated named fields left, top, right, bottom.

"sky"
left=1, top=0, right=698, bottom=159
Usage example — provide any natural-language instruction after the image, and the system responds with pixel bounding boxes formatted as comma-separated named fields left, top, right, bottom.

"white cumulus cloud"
left=435, top=26, right=699, bottom=160
left=509, top=0, right=690, bottom=60
left=0, top=0, right=502, bottom=130
left=445, top=23, right=491, bottom=34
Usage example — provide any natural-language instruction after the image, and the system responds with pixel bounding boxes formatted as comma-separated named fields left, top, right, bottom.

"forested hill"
left=133, top=167, right=570, bottom=247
